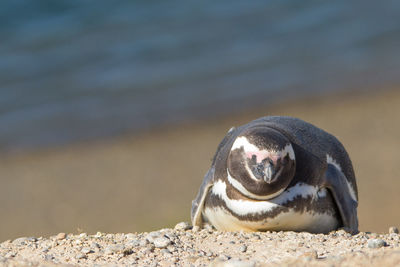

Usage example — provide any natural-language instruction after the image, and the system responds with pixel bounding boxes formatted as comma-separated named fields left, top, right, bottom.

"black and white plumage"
left=191, top=116, right=358, bottom=234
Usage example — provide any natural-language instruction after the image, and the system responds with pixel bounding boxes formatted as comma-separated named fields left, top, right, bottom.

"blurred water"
left=1, top=0, right=400, bottom=151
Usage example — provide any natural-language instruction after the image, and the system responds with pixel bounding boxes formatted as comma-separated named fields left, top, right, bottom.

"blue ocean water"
left=1, top=0, right=400, bottom=151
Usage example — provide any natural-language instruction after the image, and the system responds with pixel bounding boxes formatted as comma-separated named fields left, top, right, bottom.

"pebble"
left=175, top=222, right=192, bottom=231
left=301, top=250, right=318, bottom=259
left=90, top=242, right=101, bottom=249
left=5, top=252, right=16, bottom=258
left=367, top=239, right=386, bottom=249
left=126, top=233, right=136, bottom=240
left=44, top=254, right=54, bottom=261
left=389, top=227, right=399, bottom=234
left=56, top=233, right=66, bottom=240
left=153, top=237, right=172, bottom=248
left=104, top=244, right=125, bottom=254
left=79, top=233, right=87, bottom=238
left=75, top=252, right=87, bottom=259
left=212, top=259, right=255, bottom=267
left=218, top=254, right=231, bottom=261
left=161, top=248, right=172, bottom=255
left=144, top=246, right=155, bottom=255
left=28, top=237, right=38, bottom=242
left=146, top=231, right=162, bottom=243
left=81, top=247, right=93, bottom=254
left=12, top=237, right=29, bottom=246
left=126, top=239, right=140, bottom=248
left=95, top=232, right=103, bottom=238
left=139, top=238, right=149, bottom=246
left=239, top=245, right=247, bottom=253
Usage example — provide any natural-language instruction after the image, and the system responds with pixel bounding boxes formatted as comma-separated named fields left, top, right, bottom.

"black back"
left=211, top=116, right=358, bottom=200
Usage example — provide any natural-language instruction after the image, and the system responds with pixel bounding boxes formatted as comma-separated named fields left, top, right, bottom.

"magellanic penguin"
left=191, top=116, right=358, bottom=234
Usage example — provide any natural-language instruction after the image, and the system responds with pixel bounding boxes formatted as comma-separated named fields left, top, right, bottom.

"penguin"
left=191, top=116, right=358, bottom=234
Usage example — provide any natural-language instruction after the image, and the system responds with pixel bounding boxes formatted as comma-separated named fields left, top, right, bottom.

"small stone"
left=153, top=237, right=172, bottom=248
left=105, top=244, right=125, bottom=254
left=161, top=248, right=172, bottom=255
left=144, top=246, right=155, bottom=254
left=41, top=247, right=50, bottom=253
left=146, top=231, right=162, bottom=243
left=95, top=232, right=103, bottom=238
left=174, top=222, right=192, bottom=231
left=79, top=233, right=87, bottom=238
left=44, top=254, right=54, bottom=261
left=12, top=237, right=29, bottom=246
left=123, top=248, right=134, bottom=256
left=126, top=233, right=135, bottom=239
left=5, top=252, right=16, bottom=258
left=75, top=253, right=87, bottom=259
left=251, top=233, right=260, bottom=240
left=167, top=245, right=176, bottom=253
left=368, top=239, right=386, bottom=248
left=389, top=227, right=399, bottom=234
left=139, top=239, right=149, bottom=246
left=239, top=245, right=247, bottom=253
left=301, top=250, right=318, bottom=259
left=218, top=254, right=231, bottom=261
left=28, top=237, right=38, bottom=242
left=187, top=256, right=199, bottom=263
left=126, top=239, right=140, bottom=248
left=90, top=242, right=101, bottom=249
left=56, top=233, right=66, bottom=240
left=211, top=259, right=256, bottom=267
left=0, top=240, right=11, bottom=248
left=81, top=247, right=93, bottom=254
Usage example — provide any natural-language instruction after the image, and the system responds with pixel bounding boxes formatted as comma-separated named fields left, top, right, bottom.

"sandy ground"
left=0, top=88, right=400, bottom=242
left=1, top=223, right=400, bottom=266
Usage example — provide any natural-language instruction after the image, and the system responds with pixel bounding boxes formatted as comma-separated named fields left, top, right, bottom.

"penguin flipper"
left=191, top=167, right=215, bottom=227
left=322, top=164, right=358, bottom=234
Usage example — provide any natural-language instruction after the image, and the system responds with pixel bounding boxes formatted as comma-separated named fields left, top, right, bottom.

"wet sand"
left=0, top=88, right=399, bottom=242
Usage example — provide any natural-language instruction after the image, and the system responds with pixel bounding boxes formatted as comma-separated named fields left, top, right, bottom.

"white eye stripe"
left=231, top=136, right=258, bottom=151
left=231, top=136, right=295, bottom=161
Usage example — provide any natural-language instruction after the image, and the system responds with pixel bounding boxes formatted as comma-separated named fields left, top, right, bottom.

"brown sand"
left=0, top=88, right=400, bottom=242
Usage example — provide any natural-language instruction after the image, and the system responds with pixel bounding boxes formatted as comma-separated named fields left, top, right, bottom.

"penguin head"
left=227, top=126, right=296, bottom=200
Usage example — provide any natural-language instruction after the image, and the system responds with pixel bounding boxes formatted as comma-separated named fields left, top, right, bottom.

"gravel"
left=367, top=239, right=387, bottom=249
left=1, top=222, right=400, bottom=266
left=153, top=237, right=171, bottom=248
left=56, top=233, right=66, bottom=240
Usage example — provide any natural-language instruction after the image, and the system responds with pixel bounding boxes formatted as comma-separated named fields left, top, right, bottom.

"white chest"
left=203, top=181, right=339, bottom=233
left=203, top=206, right=339, bottom=233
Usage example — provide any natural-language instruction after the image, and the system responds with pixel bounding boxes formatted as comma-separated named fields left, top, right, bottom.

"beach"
left=1, top=225, right=400, bottom=266
left=0, top=88, right=399, bottom=243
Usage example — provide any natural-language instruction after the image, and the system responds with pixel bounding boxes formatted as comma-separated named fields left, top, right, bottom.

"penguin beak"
left=249, top=156, right=279, bottom=183
left=263, top=163, right=275, bottom=183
